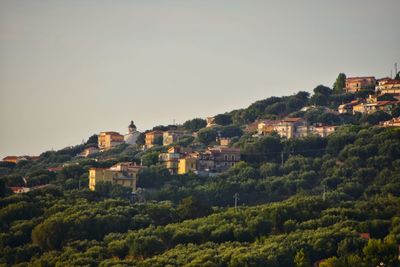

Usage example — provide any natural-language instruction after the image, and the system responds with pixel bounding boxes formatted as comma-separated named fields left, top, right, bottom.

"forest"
left=1, top=78, right=400, bottom=266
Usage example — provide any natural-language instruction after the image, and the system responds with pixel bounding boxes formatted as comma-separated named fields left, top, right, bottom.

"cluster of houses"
left=339, top=76, right=400, bottom=115
left=159, top=145, right=241, bottom=176
left=245, top=117, right=337, bottom=139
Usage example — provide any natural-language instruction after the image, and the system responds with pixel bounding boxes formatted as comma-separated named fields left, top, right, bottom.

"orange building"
left=98, top=131, right=124, bottom=151
left=145, top=130, right=164, bottom=148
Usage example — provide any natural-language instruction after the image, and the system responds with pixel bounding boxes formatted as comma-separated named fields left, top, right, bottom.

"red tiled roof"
left=282, top=117, right=303, bottom=122
left=3, top=156, right=17, bottom=161
left=346, top=76, right=375, bottom=80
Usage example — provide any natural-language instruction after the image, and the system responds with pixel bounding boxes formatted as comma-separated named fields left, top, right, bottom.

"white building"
left=124, top=121, right=141, bottom=145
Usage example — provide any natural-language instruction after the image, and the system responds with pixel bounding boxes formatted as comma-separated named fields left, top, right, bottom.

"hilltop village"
left=3, top=73, right=400, bottom=195
left=2, top=72, right=400, bottom=266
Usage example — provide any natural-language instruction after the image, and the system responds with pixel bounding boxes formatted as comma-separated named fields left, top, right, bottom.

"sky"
left=0, top=0, right=399, bottom=158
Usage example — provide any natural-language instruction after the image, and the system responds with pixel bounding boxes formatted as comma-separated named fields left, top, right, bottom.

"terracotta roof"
left=346, top=76, right=375, bottom=80
left=281, top=117, right=303, bottom=122
left=384, top=80, right=400, bottom=85
left=3, top=156, right=17, bottom=161
left=376, top=100, right=399, bottom=106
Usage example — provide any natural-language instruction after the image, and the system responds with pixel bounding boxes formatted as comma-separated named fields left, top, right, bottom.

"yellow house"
left=98, top=131, right=124, bottom=151
left=178, top=157, right=197, bottom=174
left=88, top=162, right=144, bottom=191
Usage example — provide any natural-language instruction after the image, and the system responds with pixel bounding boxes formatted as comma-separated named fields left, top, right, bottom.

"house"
left=206, top=117, right=216, bottom=127
left=178, top=156, right=198, bottom=175
left=381, top=117, right=400, bottom=127
left=2, top=156, right=18, bottom=164
left=338, top=100, right=362, bottom=114
left=273, top=118, right=308, bottom=139
left=258, top=118, right=312, bottom=139
left=197, top=151, right=215, bottom=172
left=144, top=130, right=164, bottom=148
left=312, top=124, right=337, bottom=137
left=376, top=78, right=400, bottom=95
left=2, top=155, right=39, bottom=164
left=245, top=121, right=260, bottom=134
left=98, top=131, right=124, bottom=151
left=159, top=147, right=183, bottom=174
left=163, top=130, right=191, bottom=146
left=88, top=162, right=144, bottom=191
left=257, top=120, right=277, bottom=136
left=375, top=100, right=400, bottom=114
left=344, top=76, right=376, bottom=93
left=218, top=137, right=231, bottom=147
left=10, top=187, right=31, bottom=194
left=79, top=146, right=99, bottom=157
left=209, top=146, right=241, bottom=172
left=124, top=121, right=141, bottom=145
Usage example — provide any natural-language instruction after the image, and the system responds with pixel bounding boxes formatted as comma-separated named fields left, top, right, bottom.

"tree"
left=313, top=85, right=332, bottom=96
left=177, top=196, right=211, bottom=220
left=183, top=118, right=207, bottom=132
left=214, top=114, right=232, bottom=126
left=85, top=134, right=98, bottom=146
left=361, top=111, right=391, bottom=125
left=136, top=133, right=145, bottom=146
left=141, top=152, right=160, bottom=166
left=197, top=127, right=218, bottom=145
left=333, top=73, right=346, bottom=94
left=294, top=249, right=311, bottom=267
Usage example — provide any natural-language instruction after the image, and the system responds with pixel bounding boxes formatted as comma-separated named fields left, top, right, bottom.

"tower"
left=128, top=120, right=137, bottom=133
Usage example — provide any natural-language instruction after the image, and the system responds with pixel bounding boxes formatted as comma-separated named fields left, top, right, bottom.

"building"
left=124, top=121, right=141, bottom=145
left=376, top=78, right=400, bottom=95
left=209, top=146, right=241, bottom=172
left=178, top=156, right=198, bottom=175
left=88, top=162, right=144, bottom=191
left=344, top=76, right=376, bottom=93
left=79, top=146, right=99, bottom=157
left=245, top=121, right=260, bottom=134
left=144, top=130, right=164, bottom=148
left=98, top=131, right=125, bottom=151
left=195, top=151, right=214, bottom=172
left=381, top=117, right=400, bottom=127
left=2, top=155, right=39, bottom=164
left=218, top=137, right=231, bottom=146
left=257, top=120, right=277, bottom=136
left=338, top=100, right=362, bottom=114
left=206, top=117, right=216, bottom=127
left=2, top=156, right=18, bottom=164
left=163, top=130, right=191, bottom=146
left=273, top=118, right=307, bottom=139
left=352, top=100, right=399, bottom=114
left=159, top=147, right=183, bottom=174
left=312, top=124, right=337, bottom=137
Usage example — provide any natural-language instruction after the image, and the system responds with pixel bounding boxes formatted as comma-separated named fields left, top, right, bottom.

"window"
left=224, top=155, right=228, bottom=161
left=231, top=155, right=235, bottom=161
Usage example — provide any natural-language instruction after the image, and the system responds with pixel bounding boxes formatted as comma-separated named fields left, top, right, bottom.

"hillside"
left=1, top=82, right=400, bottom=266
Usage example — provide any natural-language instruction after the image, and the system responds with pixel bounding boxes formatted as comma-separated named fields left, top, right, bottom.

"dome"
left=128, top=120, right=137, bottom=132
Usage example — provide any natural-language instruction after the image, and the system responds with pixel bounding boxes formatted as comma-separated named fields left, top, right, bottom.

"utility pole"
left=281, top=151, right=284, bottom=167
left=233, top=193, right=239, bottom=210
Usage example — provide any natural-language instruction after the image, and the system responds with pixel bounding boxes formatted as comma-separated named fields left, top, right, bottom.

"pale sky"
left=0, top=0, right=399, bottom=158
